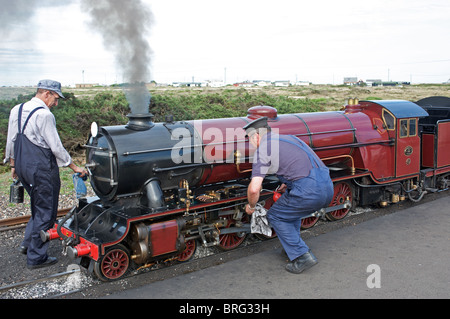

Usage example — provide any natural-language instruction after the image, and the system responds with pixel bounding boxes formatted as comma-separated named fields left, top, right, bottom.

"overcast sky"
left=1, top=0, right=449, bottom=87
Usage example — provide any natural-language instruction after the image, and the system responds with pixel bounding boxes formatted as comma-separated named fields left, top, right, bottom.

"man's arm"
left=245, top=176, right=264, bottom=215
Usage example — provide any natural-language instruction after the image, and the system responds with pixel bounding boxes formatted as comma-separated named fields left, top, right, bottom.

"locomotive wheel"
left=267, top=191, right=319, bottom=230
left=218, top=213, right=247, bottom=250
left=177, top=239, right=197, bottom=262
left=301, top=216, right=319, bottom=230
left=326, top=182, right=353, bottom=221
left=93, top=244, right=131, bottom=282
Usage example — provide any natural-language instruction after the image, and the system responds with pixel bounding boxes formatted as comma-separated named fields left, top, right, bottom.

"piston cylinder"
left=130, top=218, right=186, bottom=264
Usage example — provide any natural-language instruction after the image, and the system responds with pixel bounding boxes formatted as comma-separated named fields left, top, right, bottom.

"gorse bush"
left=149, top=90, right=325, bottom=121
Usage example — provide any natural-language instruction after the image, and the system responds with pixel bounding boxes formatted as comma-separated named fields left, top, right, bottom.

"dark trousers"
left=21, top=166, right=60, bottom=265
left=14, top=103, right=61, bottom=265
left=268, top=172, right=333, bottom=261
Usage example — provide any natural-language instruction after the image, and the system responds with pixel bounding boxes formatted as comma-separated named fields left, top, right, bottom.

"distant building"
left=75, top=83, right=99, bottom=88
left=253, top=80, right=271, bottom=87
left=172, top=82, right=203, bottom=87
left=206, top=80, right=225, bottom=87
left=233, top=82, right=254, bottom=87
left=343, top=77, right=358, bottom=85
left=366, top=79, right=382, bottom=87
left=274, top=80, right=290, bottom=87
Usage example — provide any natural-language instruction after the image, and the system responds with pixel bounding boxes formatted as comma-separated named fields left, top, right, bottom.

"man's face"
left=45, top=90, right=60, bottom=108
left=248, top=132, right=260, bottom=148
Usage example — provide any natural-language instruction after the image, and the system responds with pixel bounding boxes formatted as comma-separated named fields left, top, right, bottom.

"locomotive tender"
left=42, top=96, right=450, bottom=281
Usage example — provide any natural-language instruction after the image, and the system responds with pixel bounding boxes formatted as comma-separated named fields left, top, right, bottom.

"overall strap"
left=278, top=136, right=322, bottom=168
left=17, top=103, right=25, bottom=134
left=18, top=103, right=44, bottom=134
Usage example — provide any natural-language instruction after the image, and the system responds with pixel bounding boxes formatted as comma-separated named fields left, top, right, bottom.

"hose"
left=407, top=189, right=427, bottom=202
left=57, top=206, right=78, bottom=245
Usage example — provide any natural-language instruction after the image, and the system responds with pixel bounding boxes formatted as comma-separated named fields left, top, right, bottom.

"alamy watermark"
left=170, top=120, right=280, bottom=172
left=366, top=264, right=381, bottom=288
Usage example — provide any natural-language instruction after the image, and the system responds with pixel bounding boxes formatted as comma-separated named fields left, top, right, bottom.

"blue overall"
left=267, top=136, right=334, bottom=261
left=14, top=103, right=61, bottom=265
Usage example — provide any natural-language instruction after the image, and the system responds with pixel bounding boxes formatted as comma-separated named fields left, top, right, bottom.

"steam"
left=0, top=0, right=35, bottom=38
left=80, top=0, right=154, bottom=114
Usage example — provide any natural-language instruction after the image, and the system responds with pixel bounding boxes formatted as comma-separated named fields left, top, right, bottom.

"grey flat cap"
left=37, top=79, right=65, bottom=99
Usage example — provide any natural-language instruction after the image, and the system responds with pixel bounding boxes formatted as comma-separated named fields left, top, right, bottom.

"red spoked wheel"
left=301, top=216, right=319, bottom=230
left=177, top=239, right=197, bottom=262
left=218, top=213, right=247, bottom=250
left=326, top=182, right=353, bottom=221
left=94, top=244, right=131, bottom=282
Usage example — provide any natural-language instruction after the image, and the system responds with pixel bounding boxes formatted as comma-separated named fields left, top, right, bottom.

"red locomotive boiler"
left=42, top=96, right=450, bottom=281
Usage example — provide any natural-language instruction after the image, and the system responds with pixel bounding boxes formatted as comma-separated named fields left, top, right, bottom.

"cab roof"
left=363, top=100, right=429, bottom=119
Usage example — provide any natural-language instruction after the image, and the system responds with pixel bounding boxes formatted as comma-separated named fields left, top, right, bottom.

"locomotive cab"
left=364, top=100, right=428, bottom=178
left=353, top=100, right=428, bottom=179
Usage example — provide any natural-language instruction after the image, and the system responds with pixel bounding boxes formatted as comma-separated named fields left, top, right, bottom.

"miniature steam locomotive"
left=42, top=96, right=450, bottom=281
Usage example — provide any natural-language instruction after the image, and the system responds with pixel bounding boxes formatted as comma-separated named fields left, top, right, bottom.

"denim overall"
left=14, top=103, right=61, bottom=265
left=267, top=136, right=334, bottom=261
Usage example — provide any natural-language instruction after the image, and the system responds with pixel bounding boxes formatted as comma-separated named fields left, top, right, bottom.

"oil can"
left=10, top=179, right=24, bottom=203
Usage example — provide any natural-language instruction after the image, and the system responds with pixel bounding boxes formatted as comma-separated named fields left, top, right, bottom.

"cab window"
left=409, top=118, right=417, bottom=136
left=382, top=109, right=395, bottom=130
left=400, top=118, right=417, bottom=138
left=400, top=119, right=408, bottom=137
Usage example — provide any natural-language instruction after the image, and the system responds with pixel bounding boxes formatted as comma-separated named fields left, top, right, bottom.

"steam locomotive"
left=42, top=96, right=450, bottom=281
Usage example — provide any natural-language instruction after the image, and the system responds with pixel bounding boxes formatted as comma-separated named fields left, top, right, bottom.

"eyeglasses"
left=49, top=91, right=60, bottom=101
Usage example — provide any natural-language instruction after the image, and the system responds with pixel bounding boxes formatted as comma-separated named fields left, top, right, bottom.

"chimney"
left=126, top=113, right=154, bottom=131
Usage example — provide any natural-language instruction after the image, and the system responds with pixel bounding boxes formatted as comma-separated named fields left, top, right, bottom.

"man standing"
left=244, top=117, right=333, bottom=274
left=5, top=79, right=87, bottom=269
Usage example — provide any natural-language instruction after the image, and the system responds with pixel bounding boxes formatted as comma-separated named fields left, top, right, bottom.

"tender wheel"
left=94, top=244, right=131, bottom=282
left=326, top=182, right=353, bottom=221
left=177, top=239, right=197, bottom=262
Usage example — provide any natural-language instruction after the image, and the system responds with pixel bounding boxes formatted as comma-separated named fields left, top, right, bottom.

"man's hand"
left=70, top=162, right=88, bottom=177
left=245, top=203, right=256, bottom=215
left=278, top=183, right=287, bottom=193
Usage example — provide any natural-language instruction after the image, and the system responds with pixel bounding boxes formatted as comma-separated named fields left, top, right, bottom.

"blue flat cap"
left=37, top=79, right=65, bottom=99
left=243, top=116, right=269, bottom=136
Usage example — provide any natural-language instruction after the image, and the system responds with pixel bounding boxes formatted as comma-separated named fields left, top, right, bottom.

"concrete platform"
left=105, top=195, right=450, bottom=299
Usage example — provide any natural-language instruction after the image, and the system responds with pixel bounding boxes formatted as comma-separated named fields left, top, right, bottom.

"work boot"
left=27, top=256, right=58, bottom=270
left=285, top=250, right=318, bottom=274
left=18, top=245, right=28, bottom=255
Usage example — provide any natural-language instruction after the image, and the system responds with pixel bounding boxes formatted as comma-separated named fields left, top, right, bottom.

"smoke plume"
left=0, top=0, right=73, bottom=38
left=80, top=0, right=154, bottom=114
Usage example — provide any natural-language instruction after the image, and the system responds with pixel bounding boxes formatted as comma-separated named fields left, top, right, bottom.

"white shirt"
left=5, top=97, right=72, bottom=167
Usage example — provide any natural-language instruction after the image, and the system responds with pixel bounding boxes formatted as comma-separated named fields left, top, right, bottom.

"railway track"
left=0, top=207, right=72, bottom=231
left=0, top=266, right=85, bottom=299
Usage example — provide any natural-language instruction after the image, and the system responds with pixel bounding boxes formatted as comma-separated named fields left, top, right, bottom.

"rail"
left=0, top=207, right=72, bottom=231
